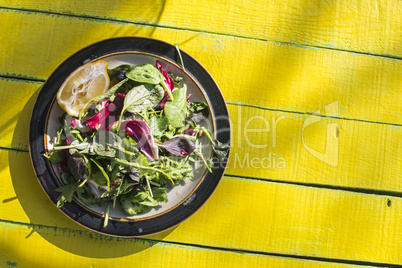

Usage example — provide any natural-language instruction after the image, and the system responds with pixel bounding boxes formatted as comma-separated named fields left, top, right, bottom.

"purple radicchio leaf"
left=182, top=126, right=195, bottom=136
left=156, top=61, right=174, bottom=91
left=158, top=136, right=195, bottom=157
left=124, top=120, right=159, bottom=160
left=156, top=61, right=174, bottom=109
left=85, top=93, right=125, bottom=130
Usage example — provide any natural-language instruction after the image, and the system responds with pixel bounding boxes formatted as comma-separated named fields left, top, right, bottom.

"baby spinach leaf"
left=126, top=63, right=164, bottom=85
left=164, top=85, right=187, bottom=128
left=124, top=84, right=164, bottom=114
left=148, top=116, right=169, bottom=137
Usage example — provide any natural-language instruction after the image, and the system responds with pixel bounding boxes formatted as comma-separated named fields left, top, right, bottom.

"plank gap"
left=1, top=74, right=401, bottom=128
left=0, top=146, right=28, bottom=153
left=0, top=6, right=401, bottom=61
left=226, top=102, right=402, bottom=128
left=1, top=146, right=401, bottom=198
left=1, top=218, right=401, bottom=268
left=225, top=173, right=402, bottom=198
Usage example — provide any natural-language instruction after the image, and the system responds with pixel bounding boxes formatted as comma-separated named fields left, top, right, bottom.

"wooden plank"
left=1, top=0, right=401, bottom=57
left=0, top=9, right=402, bottom=125
left=0, top=222, right=373, bottom=268
left=1, top=150, right=401, bottom=265
left=2, top=78, right=402, bottom=192
left=0, top=78, right=41, bottom=150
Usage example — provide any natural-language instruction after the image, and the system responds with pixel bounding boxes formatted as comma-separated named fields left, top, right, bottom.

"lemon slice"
left=57, top=60, right=110, bottom=117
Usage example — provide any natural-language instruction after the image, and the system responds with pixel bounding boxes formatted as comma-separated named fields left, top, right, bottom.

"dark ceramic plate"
left=29, top=37, right=231, bottom=237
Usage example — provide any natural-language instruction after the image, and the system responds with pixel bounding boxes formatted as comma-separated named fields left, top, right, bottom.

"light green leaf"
left=124, top=84, right=165, bottom=114
left=164, top=85, right=187, bottom=128
left=148, top=116, right=169, bottom=137
left=126, top=63, right=164, bottom=85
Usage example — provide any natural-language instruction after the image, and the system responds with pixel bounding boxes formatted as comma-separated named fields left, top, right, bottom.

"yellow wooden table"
left=1, top=1, right=401, bottom=267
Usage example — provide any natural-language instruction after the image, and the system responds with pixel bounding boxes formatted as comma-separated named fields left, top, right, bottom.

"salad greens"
left=45, top=60, right=229, bottom=227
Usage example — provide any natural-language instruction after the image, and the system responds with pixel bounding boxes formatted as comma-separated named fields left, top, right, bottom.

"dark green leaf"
left=43, top=150, right=65, bottom=162
left=67, top=155, right=89, bottom=181
left=56, top=181, right=82, bottom=208
left=212, top=139, right=231, bottom=160
left=91, top=163, right=108, bottom=186
left=60, top=171, right=76, bottom=185
left=93, top=130, right=121, bottom=157
left=152, top=187, right=168, bottom=203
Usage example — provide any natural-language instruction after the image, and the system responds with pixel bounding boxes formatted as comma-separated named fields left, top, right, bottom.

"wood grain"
left=1, top=0, right=401, bottom=57
left=1, top=149, right=401, bottom=265
left=0, top=9, right=401, bottom=125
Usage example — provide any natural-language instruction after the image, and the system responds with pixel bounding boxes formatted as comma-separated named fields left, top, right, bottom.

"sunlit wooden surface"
left=0, top=1, right=401, bottom=267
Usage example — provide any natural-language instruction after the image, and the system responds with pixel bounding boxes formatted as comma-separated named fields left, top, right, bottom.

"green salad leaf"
left=126, top=63, right=164, bottom=84
left=148, top=115, right=169, bottom=137
left=164, top=85, right=187, bottom=128
left=124, top=84, right=164, bottom=114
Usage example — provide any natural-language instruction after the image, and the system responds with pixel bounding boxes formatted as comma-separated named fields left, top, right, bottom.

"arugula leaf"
left=152, top=187, right=168, bottom=203
left=168, top=72, right=184, bottom=88
left=90, top=158, right=111, bottom=190
left=93, top=130, right=120, bottom=158
left=91, top=162, right=108, bottom=186
left=126, top=63, right=164, bottom=85
left=56, top=181, right=82, bottom=208
left=164, top=85, right=187, bottom=128
left=53, top=139, right=90, bottom=153
left=200, top=126, right=230, bottom=161
left=120, top=196, right=147, bottom=215
left=189, top=102, right=208, bottom=114
left=59, top=171, right=76, bottom=185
